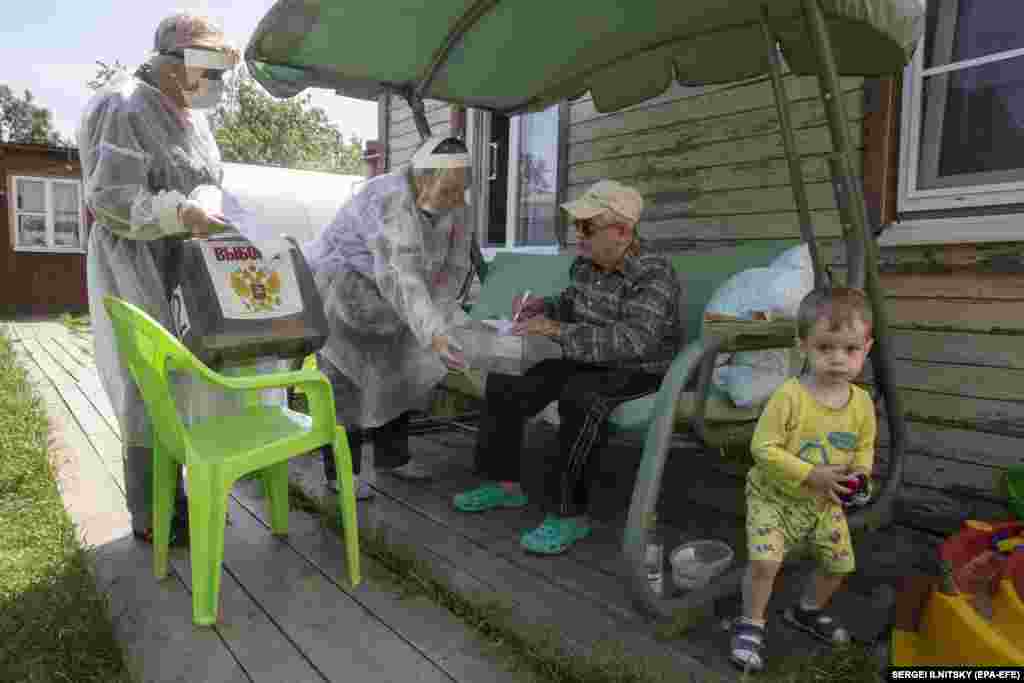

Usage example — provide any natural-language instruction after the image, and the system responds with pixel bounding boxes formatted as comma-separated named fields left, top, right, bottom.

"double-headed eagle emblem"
left=229, top=263, right=283, bottom=312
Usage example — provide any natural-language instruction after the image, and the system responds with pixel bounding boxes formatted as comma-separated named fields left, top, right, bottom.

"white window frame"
left=897, top=0, right=1024, bottom=214
left=9, top=175, right=87, bottom=254
left=467, top=108, right=562, bottom=253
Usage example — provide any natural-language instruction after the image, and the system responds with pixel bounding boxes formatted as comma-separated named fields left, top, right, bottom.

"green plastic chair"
left=103, top=296, right=361, bottom=626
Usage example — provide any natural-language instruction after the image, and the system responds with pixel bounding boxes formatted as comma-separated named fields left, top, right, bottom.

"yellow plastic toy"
left=892, top=521, right=1024, bottom=666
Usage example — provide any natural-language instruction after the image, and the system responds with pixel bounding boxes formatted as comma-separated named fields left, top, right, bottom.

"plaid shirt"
left=544, top=243, right=684, bottom=375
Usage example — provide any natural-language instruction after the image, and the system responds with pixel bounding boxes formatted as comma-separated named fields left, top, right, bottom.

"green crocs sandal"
left=520, top=515, right=591, bottom=555
left=453, top=483, right=528, bottom=513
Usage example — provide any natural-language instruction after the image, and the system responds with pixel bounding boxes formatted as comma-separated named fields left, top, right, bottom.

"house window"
left=468, top=104, right=563, bottom=249
left=11, top=176, right=86, bottom=252
left=898, top=0, right=1024, bottom=213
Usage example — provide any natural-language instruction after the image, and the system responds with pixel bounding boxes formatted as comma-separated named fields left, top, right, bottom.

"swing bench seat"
left=444, top=238, right=803, bottom=441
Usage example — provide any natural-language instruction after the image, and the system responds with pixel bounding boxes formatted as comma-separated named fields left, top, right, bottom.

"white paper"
left=189, top=185, right=292, bottom=258
left=481, top=319, right=517, bottom=336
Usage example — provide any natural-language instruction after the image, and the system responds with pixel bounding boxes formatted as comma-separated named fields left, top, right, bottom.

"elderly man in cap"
left=453, top=180, right=684, bottom=555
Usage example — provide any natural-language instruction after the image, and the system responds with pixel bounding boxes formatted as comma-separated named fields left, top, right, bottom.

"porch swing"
left=245, top=0, right=923, bottom=620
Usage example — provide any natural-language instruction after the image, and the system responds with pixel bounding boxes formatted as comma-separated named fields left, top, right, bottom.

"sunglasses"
left=574, top=218, right=606, bottom=238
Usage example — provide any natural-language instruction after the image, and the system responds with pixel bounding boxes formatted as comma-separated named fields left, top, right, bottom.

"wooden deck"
left=4, top=318, right=943, bottom=682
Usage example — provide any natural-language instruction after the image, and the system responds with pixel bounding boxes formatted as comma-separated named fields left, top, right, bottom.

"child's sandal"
left=730, top=618, right=766, bottom=672
left=783, top=604, right=851, bottom=644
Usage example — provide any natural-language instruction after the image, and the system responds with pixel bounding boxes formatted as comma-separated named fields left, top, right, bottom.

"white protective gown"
left=302, top=167, right=474, bottom=428
left=79, top=71, right=281, bottom=449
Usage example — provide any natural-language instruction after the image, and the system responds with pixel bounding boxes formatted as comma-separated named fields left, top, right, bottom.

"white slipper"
left=382, top=460, right=433, bottom=480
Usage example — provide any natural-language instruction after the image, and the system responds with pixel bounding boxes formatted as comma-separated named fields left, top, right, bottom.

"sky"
left=0, top=0, right=378, bottom=145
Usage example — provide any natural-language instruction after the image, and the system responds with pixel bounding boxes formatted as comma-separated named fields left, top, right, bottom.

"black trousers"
left=474, top=359, right=662, bottom=517
left=322, top=411, right=412, bottom=480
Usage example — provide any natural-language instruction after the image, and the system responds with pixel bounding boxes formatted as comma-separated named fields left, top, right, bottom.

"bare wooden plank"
left=390, top=96, right=450, bottom=120
left=570, top=78, right=762, bottom=125
left=885, top=389, right=1024, bottom=436
left=389, top=148, right=416, bottom=169
left=230, top=476, right=525, bottom=683
left=874, top=410, right=1024, bottom=471
left=16, top=332, right=127, bottom=496
left=390, top=106, right=452, bottom=139
left=570, top=118, right=863, bottom=170
left=884, top=297, right=1024, bottom=333
left=570, top=73, right=863, bottom=128
left=390, top=122, right=453, bottom=155
left=571, top=86, right=862, bottom=153
left=168, top=548, right=324, bottom=683
left=637, top=209, right=844, bottom=242
left=860, top=358, right=1024, bottom=403
left=867, top=269, right=1024, bottom=301
left=285, top=452, right=717, bottom=676
left=195, top=496, right=457, bottom=683
left=869, top=242, right=1024, bottom=272
left=882, top=328, right=1024, bottom=369
left=92, top=537, right=250, bottom=683
left=49, top=333, right=93, bottom=372
left=379, top=450, right=647, bottom=624
left=570, top=179, right=843, bottom=216
left=21, top=335, right=118, bottom=439
left=895, top=485, right=1010, bottom=536
left=571, top=148, right=864, bottom=198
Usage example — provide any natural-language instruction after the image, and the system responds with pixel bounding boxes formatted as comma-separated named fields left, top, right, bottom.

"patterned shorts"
left=745, top=480, right=855, bottom=574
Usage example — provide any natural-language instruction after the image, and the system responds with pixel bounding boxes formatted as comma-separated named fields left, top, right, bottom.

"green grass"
left=0, top=326, right=132, bottom=683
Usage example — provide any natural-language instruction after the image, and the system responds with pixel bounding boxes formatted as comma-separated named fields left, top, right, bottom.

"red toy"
left=838, top=473, right=870, bottom=507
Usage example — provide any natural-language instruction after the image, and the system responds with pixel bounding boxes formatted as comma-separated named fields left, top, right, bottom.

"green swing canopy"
left=246, top=0, right=924, bottom=116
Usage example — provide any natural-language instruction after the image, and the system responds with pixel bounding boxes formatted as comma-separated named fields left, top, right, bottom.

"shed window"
left=11, top=176, right=85, bottom=253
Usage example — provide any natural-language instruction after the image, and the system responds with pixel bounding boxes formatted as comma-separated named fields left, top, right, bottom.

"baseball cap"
left=560, top=180, right=643, bottom=223
left=153, top=12, right=239, bottom=68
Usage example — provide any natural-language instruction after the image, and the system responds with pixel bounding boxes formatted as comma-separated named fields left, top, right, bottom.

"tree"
left=85, top=61, right=366, bottom=175
left=0, top=85, right=70, bottom=146
left=210, top=67, right=365, bottom=175
left=87, top=60, right=128, bottom=91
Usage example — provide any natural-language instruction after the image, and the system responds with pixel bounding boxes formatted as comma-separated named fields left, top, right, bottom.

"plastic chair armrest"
left=168, top=359, right=327, bottom=396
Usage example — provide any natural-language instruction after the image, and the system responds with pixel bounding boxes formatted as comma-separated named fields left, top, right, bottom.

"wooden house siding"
left=0, top=144, right=88, bottom=315
left=385, top=95, right=452, bottom=170
left=564, top=70, right=864, bottom=253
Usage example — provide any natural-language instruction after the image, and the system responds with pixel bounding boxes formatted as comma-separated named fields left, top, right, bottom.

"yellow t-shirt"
left=748, top=377, right=876, bottom=501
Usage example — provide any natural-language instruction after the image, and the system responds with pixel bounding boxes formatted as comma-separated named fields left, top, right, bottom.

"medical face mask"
left=181, top=77, right=225, bottom=110
left=179, top=47, right=233, bottom=109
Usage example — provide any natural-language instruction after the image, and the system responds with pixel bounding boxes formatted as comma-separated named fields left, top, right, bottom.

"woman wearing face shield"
left=303, top=136, right=475, bottom=499
left=76, top=12, right=239, bottom=545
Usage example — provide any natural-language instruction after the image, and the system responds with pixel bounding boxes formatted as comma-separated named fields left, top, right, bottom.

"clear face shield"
left=164, top=47, right=239, bottom=109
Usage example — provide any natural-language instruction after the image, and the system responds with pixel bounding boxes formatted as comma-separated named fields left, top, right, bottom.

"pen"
left=513, top=290, right=532, bottom=323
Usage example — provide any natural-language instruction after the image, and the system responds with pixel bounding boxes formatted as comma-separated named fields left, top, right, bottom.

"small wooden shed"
left=0, top=142, right=88, bottom=316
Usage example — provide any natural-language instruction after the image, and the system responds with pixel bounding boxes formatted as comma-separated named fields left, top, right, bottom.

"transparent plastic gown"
left=79, top=72, right=285, bottom=450
left=302, top=167, right=475, bottom=428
